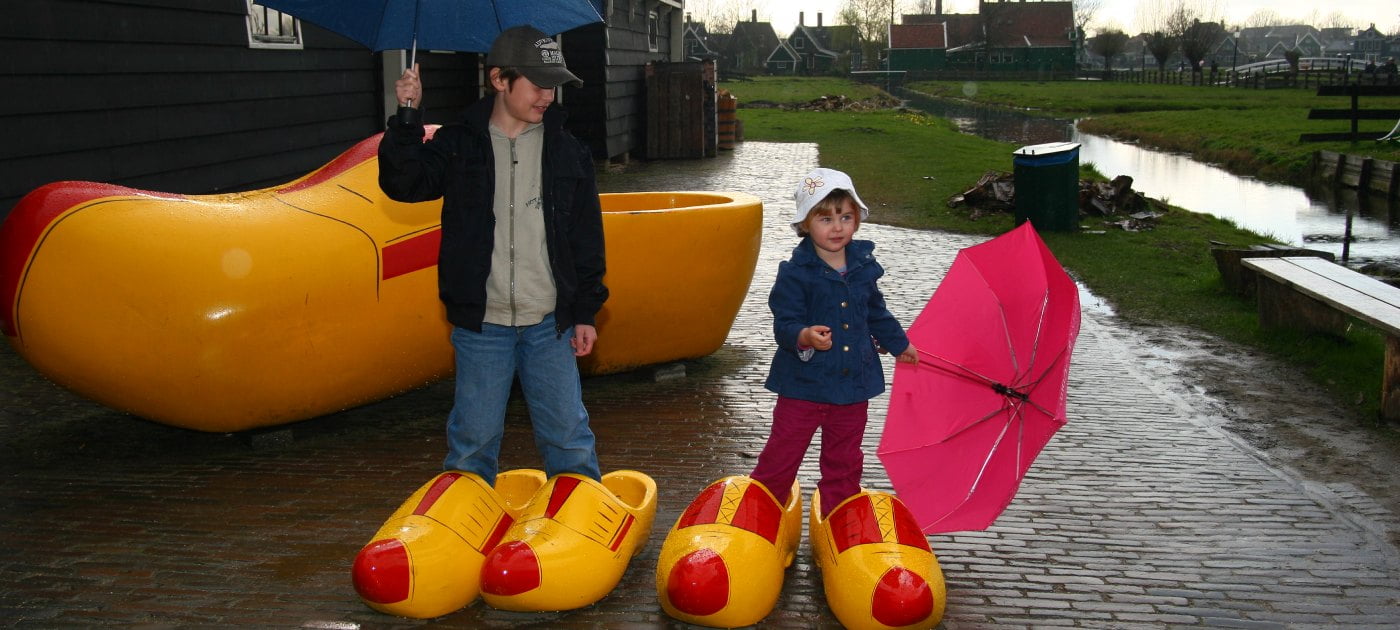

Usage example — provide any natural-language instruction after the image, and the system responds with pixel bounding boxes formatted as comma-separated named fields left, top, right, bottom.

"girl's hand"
left=800, top=325, right=833, bottom=351
left=897, top=344, right=919, bottom=365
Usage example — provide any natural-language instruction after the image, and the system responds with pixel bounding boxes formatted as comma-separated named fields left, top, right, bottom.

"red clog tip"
left=351, top=538, right=411, bottom=603
left=666, top=548, right=729, bottom=616
left=480, top=541, right=541, bottom=596
left=871, top=566, right=934, bottom=627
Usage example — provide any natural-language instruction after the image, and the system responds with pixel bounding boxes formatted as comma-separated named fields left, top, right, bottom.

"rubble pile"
left=947, top=171, right=1167, bottom=231
left=789, top=94, right=902, bottom=111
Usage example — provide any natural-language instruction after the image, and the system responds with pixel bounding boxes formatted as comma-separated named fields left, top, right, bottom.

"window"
left=247, top=1, right=302, bottom=49
left=648, top=10, right=659, bottom=52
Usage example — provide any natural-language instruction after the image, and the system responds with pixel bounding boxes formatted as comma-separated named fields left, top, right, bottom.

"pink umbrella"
left=878, top=222, right=1081, bottom=533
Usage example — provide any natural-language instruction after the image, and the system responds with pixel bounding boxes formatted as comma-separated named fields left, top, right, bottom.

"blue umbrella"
left=258, top=0, right=604, bottom=61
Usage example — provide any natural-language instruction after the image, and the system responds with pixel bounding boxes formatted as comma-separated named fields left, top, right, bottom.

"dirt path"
left=1108, top=320, right=1400, bottom=548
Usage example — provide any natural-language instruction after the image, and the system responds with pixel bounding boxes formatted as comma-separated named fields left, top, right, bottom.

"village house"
left=720, top=11, right=781, bottom=78
left=768, top=12, right=861, bottom=75
left=888, top=0, right=1074, bottom=74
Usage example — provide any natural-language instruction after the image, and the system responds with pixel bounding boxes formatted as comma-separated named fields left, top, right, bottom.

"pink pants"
left=750, top=396, right=869, bottom=517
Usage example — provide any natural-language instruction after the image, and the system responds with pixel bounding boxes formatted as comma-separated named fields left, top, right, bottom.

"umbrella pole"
left=405, top=36, right=417, bottom=108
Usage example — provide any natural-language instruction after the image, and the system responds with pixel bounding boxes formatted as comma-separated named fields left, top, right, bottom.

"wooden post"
left=1384, top=336, right=1400, bottom=424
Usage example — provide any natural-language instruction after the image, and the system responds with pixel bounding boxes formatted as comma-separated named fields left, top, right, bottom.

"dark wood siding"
left=565, top=1, right=675, bottom=161
left=0, top=0, right=479, bottom=220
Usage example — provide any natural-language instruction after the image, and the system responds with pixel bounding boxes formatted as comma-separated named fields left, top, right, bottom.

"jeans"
left=443, top=314, right=601, bottom=485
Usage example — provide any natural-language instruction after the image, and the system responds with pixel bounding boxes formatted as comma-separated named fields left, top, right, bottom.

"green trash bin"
left=1013, top=142, right=1081, bottom=232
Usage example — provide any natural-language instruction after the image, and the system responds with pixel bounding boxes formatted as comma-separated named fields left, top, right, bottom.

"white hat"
left=791, top=167, right=869, bottom=234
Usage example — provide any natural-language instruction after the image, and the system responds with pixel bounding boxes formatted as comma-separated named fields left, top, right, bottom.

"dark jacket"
left=377, top=98, right=608, bottom=333
left=764, top=238, right=910, bottom=405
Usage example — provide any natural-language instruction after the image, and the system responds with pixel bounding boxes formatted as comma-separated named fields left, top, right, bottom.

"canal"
left=900, top=90, right=1400, bottom=266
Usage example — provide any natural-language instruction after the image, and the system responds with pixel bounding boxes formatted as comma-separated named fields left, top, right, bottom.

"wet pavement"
left=3, top=142, right=1400, bottom=628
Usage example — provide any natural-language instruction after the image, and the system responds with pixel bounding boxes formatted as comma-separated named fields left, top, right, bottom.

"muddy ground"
left=1112, top=320, right=1400, bottom=548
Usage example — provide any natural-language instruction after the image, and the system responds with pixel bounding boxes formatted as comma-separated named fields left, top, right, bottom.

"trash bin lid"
left=1013, top=141, right=1080, bottom=157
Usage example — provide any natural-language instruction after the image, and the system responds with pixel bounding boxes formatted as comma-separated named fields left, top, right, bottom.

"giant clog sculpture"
left=0, top=131, right=762, bottom=432
left=655, top=476, right=803, bottom=627
left=351, top=469, right=545, bottom=618
left=480, top=470, right=657, bottom=611
left=809, top=490, right=946, bottom=630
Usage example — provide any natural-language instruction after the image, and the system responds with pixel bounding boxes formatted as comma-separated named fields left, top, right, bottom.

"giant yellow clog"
left=809, top=490, right=947, bottom=630
left=0, top=132, right=761, bottom=433
left=351, top=469, right=545, bottom=618
left=479, top=470, right=657, bottom=611
left=655, top=476, right=802, bottom=627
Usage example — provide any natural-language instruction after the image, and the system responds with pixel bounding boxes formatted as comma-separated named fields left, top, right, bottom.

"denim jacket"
left=764, top=238, right=910, bottom=405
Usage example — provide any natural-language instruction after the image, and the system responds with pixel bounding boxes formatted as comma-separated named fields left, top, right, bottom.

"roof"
left=789, top=24, right=860, bottom=56
left=891, top=23, right=947, bottom=49
left=982, top=1, right=1074, bottom=48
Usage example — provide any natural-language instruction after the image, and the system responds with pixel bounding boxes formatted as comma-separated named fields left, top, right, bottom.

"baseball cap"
left=791, top=168, right=870, bottom=234
left=486, top=25, right=583, bottom=89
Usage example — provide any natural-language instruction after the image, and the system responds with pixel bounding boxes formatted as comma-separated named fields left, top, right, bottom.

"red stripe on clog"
left=413, top=472, right=462, bottom=515
left=545, top=476, right=581, bottom=518
left=730, top=483, right=780, bottom=543
left=0, top=182, right=184, bottom=338
left=828, top=496, right=882, bottom=553
left=609, top=514, right=635, bottom=552
left=889, top=496, right=933, bottom=551
left=276, top=134, right=382, bottom=194
left=278, top=125, right=440, bottom=194
left=482, top=514, right=514, bottom=553
left=677, top=481, right=727, bottom=528
left=382, top=229, right=441, bottom=280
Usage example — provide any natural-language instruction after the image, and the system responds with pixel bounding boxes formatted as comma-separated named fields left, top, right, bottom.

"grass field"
left=717, top=76, right=1396, bottom=429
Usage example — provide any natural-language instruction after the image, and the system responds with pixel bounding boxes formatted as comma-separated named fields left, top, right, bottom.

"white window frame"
left=648, top=10, right=659, bottom=52
left=247, top=1, right=303, bottom=50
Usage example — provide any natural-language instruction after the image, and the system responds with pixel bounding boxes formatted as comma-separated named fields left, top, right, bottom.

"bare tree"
left=1074, top=0, right=1103, bottom=36
left=839, top=0, right=900, bottom=58
left=1180, top=19, right=1221, bottom=75
left=1145, top=31, right=1175, bottom=71
left=1243, top=9, right=1286, bottom=28
left=1316, top=11, right=1355, bottom=30
left=1088, top=28, right=1129, bottom=75
left=687, top=0, right=766, bottom=35
left=912, top=0, right=934, bottom=16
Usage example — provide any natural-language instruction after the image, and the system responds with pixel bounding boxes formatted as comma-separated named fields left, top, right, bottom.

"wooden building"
left=778, top=12, right=861, bottom=75
left=890, top=2, right=1074, bottom=73
left=566, top=0, right=685, bottom=161
left=722, top=12, right=781, bottom=77
left=1, top=0, right=687, bottom=220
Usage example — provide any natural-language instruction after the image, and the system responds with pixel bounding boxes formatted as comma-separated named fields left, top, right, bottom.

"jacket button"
left=840, top=301, right=847, bottom=308
left=842, top=368, right=850, bottom=375
left=842, top=323, right=849, bottom=330
left=842, top=345, right=850, bottom=352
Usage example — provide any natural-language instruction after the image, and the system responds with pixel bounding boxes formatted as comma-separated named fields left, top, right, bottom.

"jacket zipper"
left=508, top=138, right=518, bottom=327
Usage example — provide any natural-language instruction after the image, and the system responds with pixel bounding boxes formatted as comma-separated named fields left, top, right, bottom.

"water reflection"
left=900, top=90, right=1400, bottom=265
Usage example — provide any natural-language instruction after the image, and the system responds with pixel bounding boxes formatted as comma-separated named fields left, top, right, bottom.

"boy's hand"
left=800, top=325, right=832, bottom=351
left=897, top=343, right=919, bottom=365
left=396, top=63, right=422, bottom=107
left=571, top=324, right=597, bottom=357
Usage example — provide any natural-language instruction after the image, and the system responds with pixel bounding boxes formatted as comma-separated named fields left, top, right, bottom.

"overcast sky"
left=725, top=1, right=1400, bottom=37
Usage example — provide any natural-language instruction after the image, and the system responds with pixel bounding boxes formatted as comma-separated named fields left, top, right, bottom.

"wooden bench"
left=1301, top=83, right=1400, bottom=143
left=1242, top=256, right=1400, bottom=422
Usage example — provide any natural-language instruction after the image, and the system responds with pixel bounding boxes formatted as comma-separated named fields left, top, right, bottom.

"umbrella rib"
left=917, top=348, right=1036, bottom=405
left=950, top=403, right=1016, bottom=514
